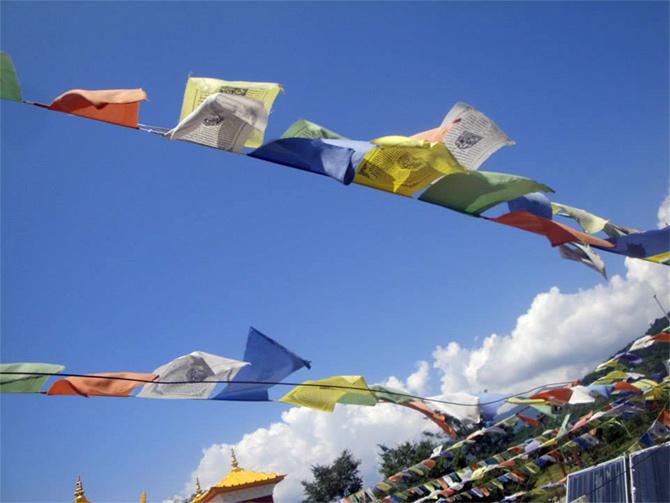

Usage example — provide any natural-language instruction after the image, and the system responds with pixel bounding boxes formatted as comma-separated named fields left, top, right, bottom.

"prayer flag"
left=248, top=138, right=368, bottom=184
left=0, top=362, right=64, bottom=393
left=530, top=387, right=572, bottom=404
left=169, top=93, right=267, bottom=153
left=370, top=384, right=415, bottom=404
left=278, top=375, right=377, bottom=412
left=179, top=77, right=281, bottom=148
left=429, top=392, right=480, bottom=424
left=1, top=52, right=21, bottom=102
left=353, top=136, right=463, bottom=196
left=214, top=327, right=311, bottom=401
left=507, top=192, right=553, bottom=219
left=597, top=227, right=670, bottom=262
left=487, top=211, right=614, bottom=248
left=558, top=242, right=607, bottom=279
left=47, top=372, right=157, bottom=397
left=439, top=102, right=514, bottom=170
left=281, top=119, right=346, bottom=140
left=399, top=400, right=458, bottom=438
left=567, top=386, right=595, bottom=405
left=419, top=171, right=553, bottom=216
left=552, top=202, right=608, bottom=234
left=42, top=89, right=146, bottom=128
left=137, top=351, right=248, bottom=399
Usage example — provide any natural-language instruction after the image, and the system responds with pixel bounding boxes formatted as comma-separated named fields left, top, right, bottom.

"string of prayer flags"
left=214, top=327, right=311, bottom=401
left=551, top=202, right=609, bottom=234
left=0, top=52, right=21, bottom=102
left=248, top=138, right=370, bottom=184
left=47, top=372, right=157, bottom=397
left=437, top=102, right=515, bottom=170
left=507, top=192, right=553, bottom=219
left=168, top=93, right=268, bottom=153
left=487, top=211, right=615, bottom=248
left=418, top=171, right=553, bottom=216
left=559, top=242, right=607, bottom=278
left=0, top=362, right=64, bottom=393
left=596, top=352, right=643, bottom=371
left=137, top=351, right=248, bottom=399
left=36, top=89, right=147, bottom=128
left=281, top=118, right=347, bottom=140
left=179, top=77, right=282, bottom=148
left=353, top=136, right=463, bottom=196
left=278, top=375, right=377, bottom=412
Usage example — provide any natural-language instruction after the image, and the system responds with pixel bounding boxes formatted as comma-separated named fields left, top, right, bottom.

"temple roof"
left=192, top=450, right=285, bottom=503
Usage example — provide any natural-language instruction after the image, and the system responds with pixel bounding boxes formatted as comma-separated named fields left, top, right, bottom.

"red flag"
left=47, top=372, right=157, bottom=397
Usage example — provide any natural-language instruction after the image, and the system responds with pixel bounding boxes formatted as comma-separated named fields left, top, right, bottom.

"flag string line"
left=0, top=371, right=576, bottom=406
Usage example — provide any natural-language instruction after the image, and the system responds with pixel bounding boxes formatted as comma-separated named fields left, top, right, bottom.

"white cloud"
left=170, top=195, right=670, bottom=503
left=173, top=404, right=435, bottom=502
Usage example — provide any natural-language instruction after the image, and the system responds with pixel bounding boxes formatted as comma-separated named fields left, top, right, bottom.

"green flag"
left=0, top=362, right=64, bottom=393
left=419, top=170, right=553, bottom=216
left=1, top=52, right=22, bottom=102
left=369, top=384, right=416, bottom=404
left=281, top=118, right=346, bottom=140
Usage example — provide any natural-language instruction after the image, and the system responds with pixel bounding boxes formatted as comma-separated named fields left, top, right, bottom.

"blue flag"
left=213, top=327, right=311, bottom=401
left=507, top=192, right=553, bottom=219
left=248, top=138, right=373, bottom=185
left=597, top=227, right=669, bottom=259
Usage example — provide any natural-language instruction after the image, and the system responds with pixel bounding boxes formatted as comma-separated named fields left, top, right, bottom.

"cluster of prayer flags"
left=2, top=51, right=667, bottom=276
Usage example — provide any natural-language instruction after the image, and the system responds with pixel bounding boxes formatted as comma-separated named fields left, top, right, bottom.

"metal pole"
left=652, top=294, right=670, bottom=324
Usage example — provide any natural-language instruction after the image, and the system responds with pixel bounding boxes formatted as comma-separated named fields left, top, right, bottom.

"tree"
left=301, top=450, right=363, bottom=502
left=377, top=438, right=437, bottom=478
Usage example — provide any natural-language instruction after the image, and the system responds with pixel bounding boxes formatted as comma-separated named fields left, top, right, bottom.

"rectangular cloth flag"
left=179, top=77, right=281, bottom=148
left=278, top=375, right=377, bottom=412
left=439, top=102, right=515, bottom=170
left=248, top=138, right=365, bottom=184
left=281, top=119, right=346, bottom=140
left=418, top=170, right=553, bottom=216
left=1, top=52, right=21, bottom=101
left=559, top=242, right=607, bottom=279
left=353, top=136, right=463, bottom=196
left=137, top=351, right=248, bottom=399
left=487, top=211, right=614, bottom=248
left=41, top=89, right=147, bottom=128
left=169, top=92, right=267, bottom=153
left=0, top=362, right=64, bottom=393
left=428, top=391, right=481, bottom=424
left=596, top=227, right=670, bottom=263
left=551, top=202, right=608, bottom=234
left=47, top=372, right=157, bottom=397
left=214, top=327, right=311, bottom=401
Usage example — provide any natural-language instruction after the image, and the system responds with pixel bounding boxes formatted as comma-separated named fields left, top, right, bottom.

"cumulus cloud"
left=170, top=195, right=669, bottom=503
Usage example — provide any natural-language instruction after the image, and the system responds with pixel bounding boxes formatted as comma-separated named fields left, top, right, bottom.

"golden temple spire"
left=230, top=448, right=240, bottom=470
left=74, top=476, right=90, bottom=503
left=139, top=491, right=147, bottom=503
left=195, top=478, right=203, bottom=495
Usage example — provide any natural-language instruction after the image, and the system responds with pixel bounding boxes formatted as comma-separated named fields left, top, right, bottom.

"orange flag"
left=399, top=400, right=458, bottom=439
left=47, top=372, right=157, bottom=397
left=39, top=89, right=147, bottom=128
left=487, top=211, right=613, bottom=248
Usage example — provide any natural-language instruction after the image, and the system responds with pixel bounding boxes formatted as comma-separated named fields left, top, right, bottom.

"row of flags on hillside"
left=1, top=52, right=668, bottom=277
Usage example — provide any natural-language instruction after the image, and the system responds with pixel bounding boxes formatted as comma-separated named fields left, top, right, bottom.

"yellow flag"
left=353, top=136, right=464, bottom=196
left=179, top=77, right=282, bottom=148
left=278, top=375, right=377, bottom=412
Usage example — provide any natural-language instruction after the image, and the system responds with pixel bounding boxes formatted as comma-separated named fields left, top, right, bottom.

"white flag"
left=428, top=391, right=480, bottom=423
left=169, top=93, right=268, bottom=153
left=137, top=351, right=248, bottom=399
left=441, top=102, right=514, bottom=170
left=559, top=242, right=607, bottom=279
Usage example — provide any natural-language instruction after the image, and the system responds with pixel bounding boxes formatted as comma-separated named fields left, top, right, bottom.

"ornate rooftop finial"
left=74, top=476, right=90, bottom=503
left=231, top=448, right=239, bottom=469
left=139, top=491, right=147, bottom=503
left=195, top=478, right=203, bottom=495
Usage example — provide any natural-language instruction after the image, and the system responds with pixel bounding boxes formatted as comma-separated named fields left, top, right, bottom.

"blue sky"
left=1, top=2, right=668, bottom=502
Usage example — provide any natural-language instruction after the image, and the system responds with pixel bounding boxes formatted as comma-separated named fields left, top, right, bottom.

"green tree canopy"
left=377, top=438, right=437, bottom=478
left=301, top=449, right=363, bottom=502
